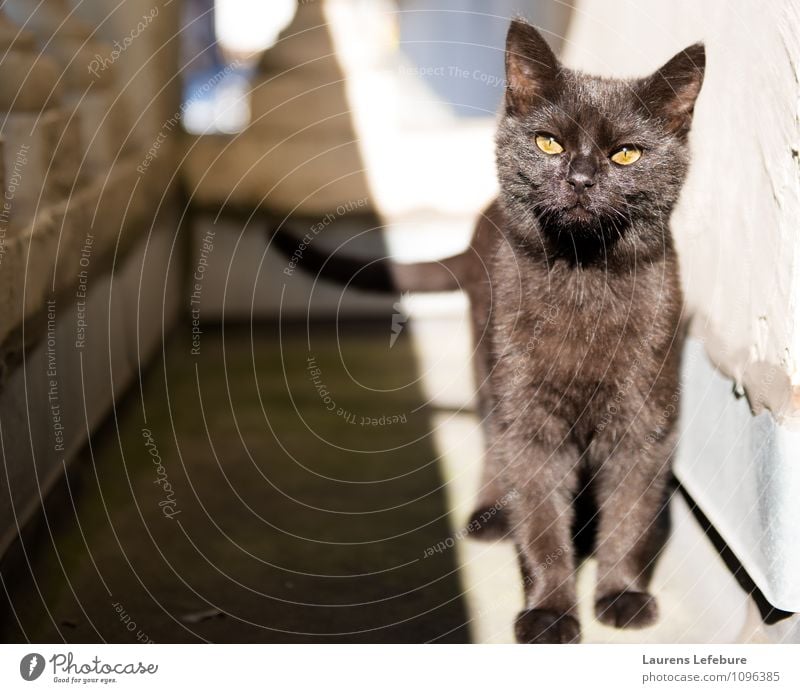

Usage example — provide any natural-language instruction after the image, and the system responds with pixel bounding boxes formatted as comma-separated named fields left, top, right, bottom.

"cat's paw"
left=514, top=608, right=581, bottom=644
left=595, top=591, right=658, bottom=629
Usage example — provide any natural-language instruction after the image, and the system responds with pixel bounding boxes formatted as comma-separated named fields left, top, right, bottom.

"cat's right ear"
left=504, top=19, right=559, bottom=116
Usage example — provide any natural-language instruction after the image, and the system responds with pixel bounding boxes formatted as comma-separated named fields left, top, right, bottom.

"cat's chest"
left=549, top=267, right=657, bottom=338
left=494, top=258, right=678, bottom=381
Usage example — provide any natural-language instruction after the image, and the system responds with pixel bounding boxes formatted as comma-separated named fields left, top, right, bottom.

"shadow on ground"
left=0, top=323, right=470, bottom=643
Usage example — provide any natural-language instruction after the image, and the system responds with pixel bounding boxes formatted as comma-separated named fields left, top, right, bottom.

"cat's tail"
left=269, top=223, right=467, bottom=293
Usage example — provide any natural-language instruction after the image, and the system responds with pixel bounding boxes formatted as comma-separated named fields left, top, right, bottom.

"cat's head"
left=496, top=20, right=704, bottom=251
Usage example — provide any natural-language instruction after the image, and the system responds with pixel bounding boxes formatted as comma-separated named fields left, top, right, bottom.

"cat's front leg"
left=591, top=429, right=675, bottom=630
left=503, top=439, right=581, bottom=643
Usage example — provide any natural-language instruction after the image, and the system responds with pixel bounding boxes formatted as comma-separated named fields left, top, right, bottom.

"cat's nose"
left=566, top=171, right=595, bottom=195
left=566, top=159, right=596, bottom=195
left=567, top=174, right=594, bottom=195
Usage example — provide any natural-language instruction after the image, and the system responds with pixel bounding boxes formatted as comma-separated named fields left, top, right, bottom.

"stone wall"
left=0, top=0, right=183, bottom=558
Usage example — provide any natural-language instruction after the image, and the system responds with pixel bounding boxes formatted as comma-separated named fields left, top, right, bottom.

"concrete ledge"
left=0, top=206, right=181, bottom=561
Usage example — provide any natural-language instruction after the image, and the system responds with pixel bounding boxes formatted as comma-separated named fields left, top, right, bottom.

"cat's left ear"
left=638, top=43, right=705, bottom=136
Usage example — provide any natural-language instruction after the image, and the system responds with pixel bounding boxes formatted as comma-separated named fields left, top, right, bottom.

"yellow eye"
left=610, top=146, right=642, bottom=166
left=535, top=135, right=564, bottom=155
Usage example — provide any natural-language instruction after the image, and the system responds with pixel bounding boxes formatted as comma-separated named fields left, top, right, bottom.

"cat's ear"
left=504, top=19, right=559, bottom=116
left=638, top=43, right=705, bottom=136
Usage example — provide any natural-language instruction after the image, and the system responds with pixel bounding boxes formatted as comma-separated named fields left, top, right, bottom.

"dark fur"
left=486, top=21, right=703, bottom=643
left=272, top=19, right=705, bottom=643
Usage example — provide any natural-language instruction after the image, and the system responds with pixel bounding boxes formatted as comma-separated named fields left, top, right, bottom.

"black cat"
left=273, top=19, right=704, bottom=643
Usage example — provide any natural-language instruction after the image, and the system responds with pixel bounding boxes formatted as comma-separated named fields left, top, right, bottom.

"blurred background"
left=0, top=0, right=798, bottom=643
